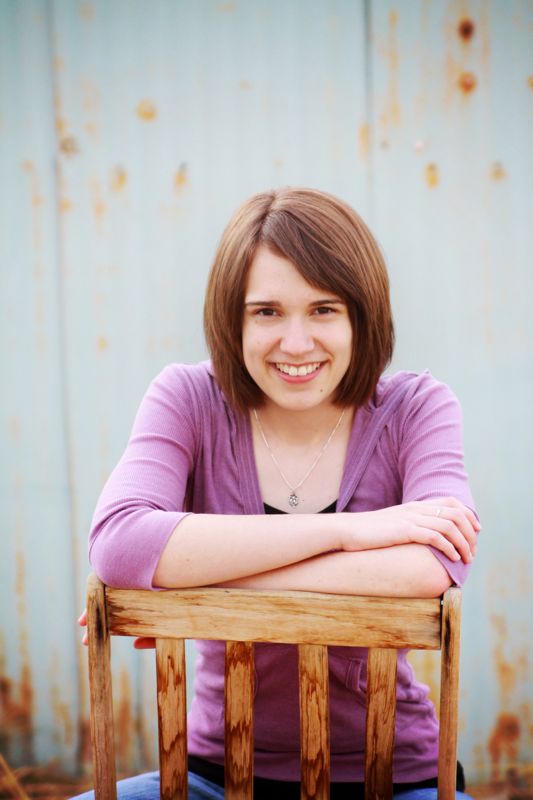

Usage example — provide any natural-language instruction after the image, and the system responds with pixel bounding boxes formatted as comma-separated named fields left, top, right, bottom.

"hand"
left=341, top=497, right=480, bottom=563
left=77, top=609, right=156, bottom=649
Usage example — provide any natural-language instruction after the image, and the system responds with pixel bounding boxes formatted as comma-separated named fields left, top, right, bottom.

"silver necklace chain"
left=253, top=408, right=346, bottom=508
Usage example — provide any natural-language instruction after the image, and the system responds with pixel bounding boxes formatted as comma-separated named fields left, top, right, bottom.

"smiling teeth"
left=276, top=362, right=321, bottom=377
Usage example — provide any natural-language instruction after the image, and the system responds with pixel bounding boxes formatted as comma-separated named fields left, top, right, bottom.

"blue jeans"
left=71, top=771, right=473, bottom=799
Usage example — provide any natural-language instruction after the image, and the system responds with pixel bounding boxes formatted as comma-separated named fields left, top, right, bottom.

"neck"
left=253, top=402, right=352, bottom=446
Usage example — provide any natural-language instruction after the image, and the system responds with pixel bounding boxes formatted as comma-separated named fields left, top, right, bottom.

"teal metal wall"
left=1, top=0, right=531, bottom=787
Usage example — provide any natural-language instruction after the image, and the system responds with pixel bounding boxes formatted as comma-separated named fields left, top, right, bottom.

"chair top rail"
left=90, top=576, right=443, bottom=649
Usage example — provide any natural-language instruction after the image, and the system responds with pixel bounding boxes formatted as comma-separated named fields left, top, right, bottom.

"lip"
left=270, top=361, right=325, bottom=383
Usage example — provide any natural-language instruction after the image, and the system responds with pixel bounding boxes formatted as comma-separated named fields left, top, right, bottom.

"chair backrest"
left=86, top=573, right=461, bottom=800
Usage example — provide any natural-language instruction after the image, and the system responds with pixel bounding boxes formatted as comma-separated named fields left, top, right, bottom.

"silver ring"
left=435, top=508, right=442, bottom=518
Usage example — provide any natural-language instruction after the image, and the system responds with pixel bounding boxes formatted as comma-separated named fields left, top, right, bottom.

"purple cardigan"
left=89, top=361, right=476, bottom=782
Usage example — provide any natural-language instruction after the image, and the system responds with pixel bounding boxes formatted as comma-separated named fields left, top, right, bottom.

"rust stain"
left=77, top=717, right=92, bottom=769
left=84, top=121, right=98, bottom=138
left=239, top=79, right=252, bottom=90
left=408, top=650, right=440, bottom=712
left=216, top=2, right=236, bottom=11
left=53, top=55, right=64, bottom=71
left=386, top=9, right=401, bottom=126
left=174, top=163, right=188, bottom=191
left=136, top=99, right=157, bottom=121
left=59, top=197, right=74, bottom=213
left=81, top=79, right=100, bottom=114
left=80, top=2, right=95, bottom=21
left=60, top=135, right=80, bottom=155
left=490, top=161, right=506, bottom=181
left=358, top=123, right=370, bottom=162
left=115, top=667, right=133, bottom=773
left=488, top=713, right=521, bottom=782
left=56, top=116, right=68, bottom=137
left=110, top=165, right=127, bottom=192
left=273, top=158, right=283, bottom=168
left=529, top=76, right=533, bottom=90
left=424, top=163, right=439, bottom=188
left=50, top=682, right=74, bottom=747
left=458, top=18, right=475, bottom=41
left=90, top=179, right=106, bottom=222
left=96, top=336, right=109, bottom=352
left=458, top=71, right=477, bottom=93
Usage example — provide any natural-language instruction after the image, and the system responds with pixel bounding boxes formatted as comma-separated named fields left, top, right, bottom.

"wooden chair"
left=87, top=573, right=462, bottom=800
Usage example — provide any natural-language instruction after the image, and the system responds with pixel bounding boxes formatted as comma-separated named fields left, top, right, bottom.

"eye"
left=313, top=305, right=337, bottom=315
left=255, top=307, right=278, bottom=317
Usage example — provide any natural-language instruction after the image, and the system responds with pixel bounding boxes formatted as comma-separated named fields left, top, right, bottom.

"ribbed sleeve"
left=395, top=372, right=477, bottom=586
left=88, top=364, right=199, bottom=589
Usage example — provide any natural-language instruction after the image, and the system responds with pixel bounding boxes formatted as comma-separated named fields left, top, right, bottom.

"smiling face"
left=242, top=245, right=353, bottom=413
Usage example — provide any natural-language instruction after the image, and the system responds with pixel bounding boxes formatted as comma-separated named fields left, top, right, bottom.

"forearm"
left=152, top=512, right=341, bottom=588
left=217, top=544, right=453, bottom=598
left=152, top=500, right=475, bottom=589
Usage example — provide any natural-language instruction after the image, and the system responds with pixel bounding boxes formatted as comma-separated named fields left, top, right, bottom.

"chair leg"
left=87, top=574, right=117, bottom=800
left=438, top=588, right=462, bottom=800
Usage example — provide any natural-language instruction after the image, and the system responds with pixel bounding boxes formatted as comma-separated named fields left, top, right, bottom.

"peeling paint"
left=488, top=713, right=521, bottom=782
left=458, top=18, right=475, bottom=42
left=458, top=72, right=477, bottom=93
left=490, top=162, right=506, bottom=181
left=80, top=2, right=95, bottom=22
left=110, top=166, right=127, bottom=193
left=424, top=162, right=439, bottom=188
left=358, top=123, right=369, bottom=162
left=59, top=135, right=80, bottom=155
left=136, top=100, right=157, bottom=121
left=174, top=164, right=188, bottom=192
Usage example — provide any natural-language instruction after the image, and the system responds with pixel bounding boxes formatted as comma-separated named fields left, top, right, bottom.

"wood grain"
left=106, top=587, right=441, bottom=649
left=156, top=638, right=187, bottom=800
left=87, top=574, right=117, bottom=800
left=438, top=588, right=461, bottom=799
left=299, top=644, right=330, bottom=799
left=225, top=641, right=254, bottom=799
left=365, top=648, right=397, bottom=800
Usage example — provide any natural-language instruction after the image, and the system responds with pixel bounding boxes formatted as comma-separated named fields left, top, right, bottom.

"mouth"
left=274, top=362, right=323, bottom=377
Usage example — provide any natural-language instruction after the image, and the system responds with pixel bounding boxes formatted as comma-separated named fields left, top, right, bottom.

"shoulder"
left=150, top=360, right=227, bottom=410
left=371, top=370, right=462, bottom=437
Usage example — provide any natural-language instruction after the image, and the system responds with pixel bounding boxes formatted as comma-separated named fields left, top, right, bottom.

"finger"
left=412, top=526, right=462, bottom=562
left=419, top=505, right=477, bottom=554
left=78, top=609, right=87, bottom=626
left=133, top=637, right=156, bottom=650
left=435, top=498, right=481, bottom=532
left=423, top=516, right=474, bottom=563
left=82, top=631, right=88, bottom=646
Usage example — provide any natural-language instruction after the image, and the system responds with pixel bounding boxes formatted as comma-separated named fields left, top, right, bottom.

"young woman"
left=76, top=187, right=479, bottom=799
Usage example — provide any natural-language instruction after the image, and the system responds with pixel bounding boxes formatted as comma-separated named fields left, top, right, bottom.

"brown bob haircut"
left=204, top=187, right=394, bottom=413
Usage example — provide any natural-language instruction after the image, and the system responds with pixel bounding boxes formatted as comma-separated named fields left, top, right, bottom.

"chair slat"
left=365, top=648, right=397, bottom=800
left=156, top=639, right=188, bottom=800
left=225, top=641, right=254, bottom=799
left=87, top=575, right=117, bottom=800
left=438, top=588, right=461, bottom=800
left=298, top=644, right=330, bottom=800
left=106, top=587, right=441, bottom=649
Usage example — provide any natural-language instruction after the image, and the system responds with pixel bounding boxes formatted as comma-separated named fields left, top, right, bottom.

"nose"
left=279, top=317, right=315, bottom=356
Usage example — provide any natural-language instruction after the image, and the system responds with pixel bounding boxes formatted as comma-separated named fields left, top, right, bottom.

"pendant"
left=289, top=493, right=299, bottom=508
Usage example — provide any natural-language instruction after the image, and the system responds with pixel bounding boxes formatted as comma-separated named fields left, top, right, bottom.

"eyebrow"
left=244, top=299, right=345, bottom=307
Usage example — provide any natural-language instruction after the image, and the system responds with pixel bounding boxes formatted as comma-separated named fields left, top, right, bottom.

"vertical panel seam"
left=44, top=0, right=87, bottom=775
